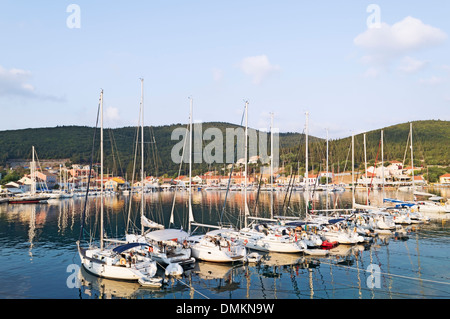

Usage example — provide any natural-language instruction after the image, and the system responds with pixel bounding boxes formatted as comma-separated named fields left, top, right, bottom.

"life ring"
left=148, top=246, right=153, bottom=253
left=244, top=239, right=248, bottom=246
left=120, top=258, right=126, bottom=266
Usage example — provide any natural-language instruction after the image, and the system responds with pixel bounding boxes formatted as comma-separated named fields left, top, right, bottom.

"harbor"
left=0, top=188, right=449, bottom=299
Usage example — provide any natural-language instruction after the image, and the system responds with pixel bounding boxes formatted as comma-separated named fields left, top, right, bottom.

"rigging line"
left=219, top=107, right=246, bottom=225
left=367, top=139, right=382, bottom=202
left=126, top=112, right=142, bottom=233
left=319, top=259, right=450, bottom=287
left=79, top=97, right=101, bottom=242
left=154, top=260, right=210, bottom=299
left=170, top=122, right=190, bottom=228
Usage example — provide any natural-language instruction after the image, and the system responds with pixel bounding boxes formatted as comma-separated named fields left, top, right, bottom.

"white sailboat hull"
left=188, top=235, right=247, bottom=263
left=78, top=245, right=157, bottom=282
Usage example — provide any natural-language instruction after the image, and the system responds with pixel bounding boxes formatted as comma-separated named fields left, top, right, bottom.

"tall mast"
left=270, top=112, right=274, bottom=219
left=188, top=97, right=194, bottom=233
left=326, top=128, right=329, bottom=210
left=31, top=146, right=36, bottom=195
left=381, top=130, right=384, bottom=195
left=352, top=132, right=355, bottom=210
left=140, top=78, right=145, bottom=235
left=364, top=133, right=368, bottom=204
left=244, top=101, right=249, bottom=228
left=100, top=89, right=104, bottom=250
left=305, top=111, right=309, bottom=216
left=410, top=122, right=415, bottom=192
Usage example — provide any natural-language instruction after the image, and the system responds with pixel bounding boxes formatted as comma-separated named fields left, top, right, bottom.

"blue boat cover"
left=112, top=242, right=149, bottom=254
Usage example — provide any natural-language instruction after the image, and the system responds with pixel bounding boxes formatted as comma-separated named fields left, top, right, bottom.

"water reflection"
left=0, top=188, right=449, bottom=299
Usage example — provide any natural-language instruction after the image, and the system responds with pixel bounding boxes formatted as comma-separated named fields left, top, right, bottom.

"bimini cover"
left=145, top=229, right=189, bottom=242
left=112, top=242, right=149, bottom=254
left=328, top=218, right=346, bottom=225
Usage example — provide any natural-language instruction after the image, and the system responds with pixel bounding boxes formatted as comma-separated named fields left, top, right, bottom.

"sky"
left=0, top=1, right=449, bottom=139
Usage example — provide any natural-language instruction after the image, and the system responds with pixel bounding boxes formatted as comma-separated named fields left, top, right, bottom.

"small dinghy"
left=321, top=240, right=338, bottom=249
left=138, top=276, right=163, bottom=288
left=304, top=249, right=329, bottom=257
left=165, top=262, right=184, bottom=277
left=246, top=252, right=262, bottom=264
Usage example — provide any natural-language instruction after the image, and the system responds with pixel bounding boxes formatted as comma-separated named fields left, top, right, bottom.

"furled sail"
left=141, top=215, right=164, bottom=230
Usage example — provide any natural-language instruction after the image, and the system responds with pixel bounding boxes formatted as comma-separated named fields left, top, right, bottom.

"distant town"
left=1, top=157, right=449, bottom=196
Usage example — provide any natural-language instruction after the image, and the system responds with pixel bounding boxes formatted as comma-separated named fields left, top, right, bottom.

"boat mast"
left=364, top=133, right=368, bottom=204
left=140, top=78, right=145, bottom=235
left=100, top=89, right=104, bottom=250
left=188, top=97, right=194, bottom=233
left=381, top=130, right=384, bottom=195
left=352, top=132, right=355, bottom=210
left=270, top=112, right=274, bottom=220
left=244, top=101, right=249, bottom=228
left=326, top=128, right=329, bottom=210
left=410, top=122, right=415, bottom=192
left=31, top=146, right=36, bottom=195
left=305, top=111, right=309, bottom=217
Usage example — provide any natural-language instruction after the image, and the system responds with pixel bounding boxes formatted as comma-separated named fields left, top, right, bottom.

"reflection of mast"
left=415, top=233, right=424, bottom=296
left=28, top=206, right=36, bottom=260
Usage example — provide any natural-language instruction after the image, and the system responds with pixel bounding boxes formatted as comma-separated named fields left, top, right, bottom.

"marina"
left=1, top=2, right=450, bottom=305
left=0, top=188, right=449, bottom=299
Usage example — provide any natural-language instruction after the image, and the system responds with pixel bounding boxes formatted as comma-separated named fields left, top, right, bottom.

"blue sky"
left=0, top=1, right=449, bottom=139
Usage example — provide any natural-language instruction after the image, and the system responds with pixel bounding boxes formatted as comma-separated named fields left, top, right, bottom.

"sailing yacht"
left=224, top=107, right=308, bottom=254
left=9, top=146, right=50, bottom=204
left=124, top=79, right=194, bottom=269
left=77, top=89, right=161, bottom=287
left=186, top=98, right=247, bottom=262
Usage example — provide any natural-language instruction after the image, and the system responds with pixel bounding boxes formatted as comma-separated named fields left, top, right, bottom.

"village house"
left=439, top=173, right=450, bottom=184
left=36, top=171, right=57, bottom=189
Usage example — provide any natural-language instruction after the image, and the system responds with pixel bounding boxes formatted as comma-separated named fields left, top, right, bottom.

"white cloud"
left=105, top=106, right=120, bottom=123
left=354, top=16, right=447, bottom=56
left=418, top=76, right=445, bottom=86
left=0, top=65, right=64, bottom=101
left=0, top=65, right=35, bottom=97
left=238, top=55, right=280, bottom=84
left=363, top=67, right=382, bottom=78
left=212, top=68, right=223, bottom=82
left=397, top=56, right=428, bottom=73
left=354, top=17, right=447, bottom=74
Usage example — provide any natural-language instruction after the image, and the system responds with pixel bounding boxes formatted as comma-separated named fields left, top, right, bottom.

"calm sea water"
left=0, top=188, right=449, bottom=299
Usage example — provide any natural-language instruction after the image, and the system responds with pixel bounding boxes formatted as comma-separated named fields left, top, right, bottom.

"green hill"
left=0, top=120, right=448, bottom=182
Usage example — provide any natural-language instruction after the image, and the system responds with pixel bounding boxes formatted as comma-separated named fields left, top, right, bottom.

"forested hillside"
left=0, top=120, right=448, bottom=180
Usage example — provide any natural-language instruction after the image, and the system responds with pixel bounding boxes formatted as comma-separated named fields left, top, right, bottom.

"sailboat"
left=385, top=123, right=449, bottom=215
left=9, top=146, right=51, bottom=204
left=125, top=79, right=194, bottom=270
left=76, top=89, right=161, bottom=287
left=187, top=98, right=247, bottom=263
left=224, top=107, right=307, bottom=254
